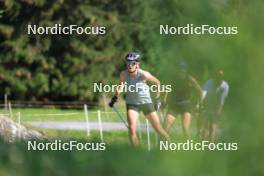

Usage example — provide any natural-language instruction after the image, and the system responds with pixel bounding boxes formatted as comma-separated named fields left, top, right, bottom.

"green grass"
left=42, top=129, right=130, bottom=145
left=0, top=108, right=262, bottom=176
left=0, top=107, right=190, bottom=126
left=0, top=137, right=262, bottom=176
left=33, top=128, right=167, bottom=149
left=0, top=107, right=129, bottom=122
left=0, top=107, right=200, bottom=142
left=0, top=106, right=215, bottom=148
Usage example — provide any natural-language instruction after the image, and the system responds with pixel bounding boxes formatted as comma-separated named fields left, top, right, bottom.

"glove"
left=109, top=96, right=118, bottom=107
left=154, top=97, right=162, bottom=111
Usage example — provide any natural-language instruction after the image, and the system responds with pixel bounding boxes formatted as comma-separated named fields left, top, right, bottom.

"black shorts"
left=167, top=100, right=192, bottom=116
left=126, top=103, right=155, bottom=115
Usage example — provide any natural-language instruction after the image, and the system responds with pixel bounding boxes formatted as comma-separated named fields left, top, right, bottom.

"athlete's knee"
left=167, top=114, right=176, bottom=121
left=129, top=125, right=137, bottom=135
left=210, top=124, right=217, bottom=133
left=183, top=112, right=191, bottom=119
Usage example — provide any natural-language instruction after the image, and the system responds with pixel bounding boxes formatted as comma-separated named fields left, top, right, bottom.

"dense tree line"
left=0, top=0, right=260, bottom=103
left=0, top=0, right=156, bottom=101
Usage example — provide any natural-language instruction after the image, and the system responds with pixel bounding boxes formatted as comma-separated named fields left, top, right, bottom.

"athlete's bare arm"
left=142, top=71, right=161, bottom=97
left=189, top=75, right=202, bottom=94
left=115, top=71, right=126, bottom=97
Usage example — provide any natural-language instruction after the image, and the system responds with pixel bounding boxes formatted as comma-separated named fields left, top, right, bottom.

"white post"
left=17, top=112, right=21, bottom=140
left=137, top=117, right=142, bottom=139
left=84, top=104, right=90, bottom=137
left=154, top=133, right=158, bottom=148
left=97, top=110, right=103, bottom=142
left=4, top=94, right=8, bottom=112
left=8, top=101, right=13, bottom=118
left=146, top=119, right=151, bottom=151
left=103, top=93, right=110, bottom=120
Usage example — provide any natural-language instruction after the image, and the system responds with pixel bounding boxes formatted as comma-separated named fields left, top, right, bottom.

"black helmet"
left=125, top=52, right=141, bottom=62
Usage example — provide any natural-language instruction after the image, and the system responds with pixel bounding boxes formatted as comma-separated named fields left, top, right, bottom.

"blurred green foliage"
left=0, top=0, right=264, bottom=175
left=0, top=0, right=152, bottom=101
left=0, top=138, right=263, bottom=176
left=1, top=0, right=262, bottom=104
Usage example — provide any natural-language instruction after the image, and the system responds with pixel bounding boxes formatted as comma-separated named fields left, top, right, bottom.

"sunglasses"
left=126, top=61, right=137, bottom=66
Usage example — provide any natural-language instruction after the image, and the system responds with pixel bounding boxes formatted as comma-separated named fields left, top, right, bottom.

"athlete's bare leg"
left=181, top=112, right=192, bottom=139
left=201, top=119, right=209, bottom=140
left=163, top=114, right=176, bottom=132
left=146, top=112, right=171, bottom=142
left=196, top=113, right=202, bottom=139
left=127, top=109, right=140, bottom=147
left=209, top=122, right=217, bottom=142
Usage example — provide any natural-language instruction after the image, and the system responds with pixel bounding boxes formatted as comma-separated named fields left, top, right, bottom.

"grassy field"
left=0, top=106, right=185, bottom=126
left=0, top=106, right=198, bottom=142
left=42, top=129, right=162, bottom=149
left=0, top=107, right=124, bottom=122
left=0, top=137, right=261, bottom=176
left=0, top=106, right=185, bottom=148
left=0, top=107, right=262, bottom=175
